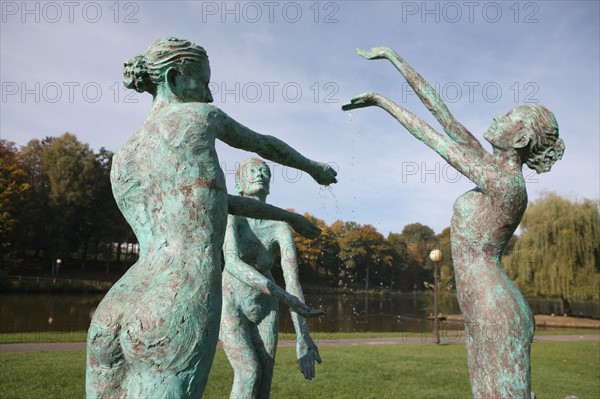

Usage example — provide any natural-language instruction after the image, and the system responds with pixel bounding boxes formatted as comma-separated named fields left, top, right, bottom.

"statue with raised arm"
left=220, top=158, right=322, bottom=399
left=86, top=37, right=336, bottom=399
left=342, top=47, right=564, bottom=399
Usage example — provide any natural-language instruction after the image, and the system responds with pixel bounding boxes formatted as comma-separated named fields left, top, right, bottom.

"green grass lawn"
left=1, top=328, right=597, bottom=344
left=1, top=342, right=598, bottom=398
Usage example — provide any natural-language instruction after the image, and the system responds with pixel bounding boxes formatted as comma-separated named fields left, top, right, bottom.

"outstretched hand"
left=356, top=46, right=392, bottom=60
left=289, top=299, right=325, bottom=319
left=341, top=47, right=392, bottom=112
left=311, top=162, right=337, bottom=186
left=297, top=335, right=322, bottom=381
left=269, top=282, right=325, bottom=318
left=341, top=92, right=378, bottom=111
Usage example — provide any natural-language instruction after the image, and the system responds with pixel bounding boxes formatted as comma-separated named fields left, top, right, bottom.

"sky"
left=2, top=0, right=599, bottom=236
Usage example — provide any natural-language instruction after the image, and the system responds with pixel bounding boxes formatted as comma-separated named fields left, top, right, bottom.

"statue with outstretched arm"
left=86, top=37, right=336, bottom=399
left=343, top=47, right=564, bottom=399
left=221, top=158, right=323, bottom=399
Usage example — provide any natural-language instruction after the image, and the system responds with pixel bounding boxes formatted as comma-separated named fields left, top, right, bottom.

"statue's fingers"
left=308, top=355, right=315, bottom=378
left=314, top=348, right=322, bottom=364
left=300, top=358, right=311, bottom=380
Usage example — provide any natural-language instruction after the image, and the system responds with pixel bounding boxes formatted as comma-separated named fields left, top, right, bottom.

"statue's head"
left=235, top=158, right=271, bottom=198
left=123, top=37, right=213, bottom=102
left=485, top=104, right=564, bottom=173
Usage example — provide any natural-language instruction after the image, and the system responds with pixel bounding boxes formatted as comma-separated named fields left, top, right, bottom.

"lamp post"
left=429, top=249, right=442, bottom=345
left=55, top=259, right=62, bottom=279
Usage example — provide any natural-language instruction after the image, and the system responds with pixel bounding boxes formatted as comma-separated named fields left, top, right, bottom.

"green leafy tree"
left=503, top=193, right=600, bottom=314
left=80, top=148, right=133, bottom=268
left=14, top=138, right=52, bottom=258
left=13, top=134, right=136, bottom=272
left=333, top=221, right=393, bottom=290
left=388, top=223, right=437, bottom=290
left=435, top=227, right=454, bottom=294
left=41, top=133, right=100, bottom=261
left=387, top=232, right=413, bottom=290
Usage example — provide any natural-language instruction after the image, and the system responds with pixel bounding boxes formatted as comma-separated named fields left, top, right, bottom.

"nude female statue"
left=220, top=158, right=322, bottom=399
left=342, top=47, right=564, bottom=398
left=86, top=37, right=336, bottom=399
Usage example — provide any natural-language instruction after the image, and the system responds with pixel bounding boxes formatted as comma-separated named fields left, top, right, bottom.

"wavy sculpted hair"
left=123, top=37, right=209, bottom=96
left=517, top=104, right=564, bottom=174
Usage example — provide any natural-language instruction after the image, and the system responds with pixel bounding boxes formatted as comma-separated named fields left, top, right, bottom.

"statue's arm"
left=354, top=47, right=484, bottom=152
left=277, top=224, right=322, bottom=380
left=213, top=109, right=337, bottom=185
left=223, top=216, right=324, bottom=318
left=343, top=93, right=492, bottom=191
left=228, top=195, right=320, bottom=239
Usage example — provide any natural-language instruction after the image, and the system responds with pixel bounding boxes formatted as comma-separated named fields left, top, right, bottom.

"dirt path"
left=444, top=314, right=600, bottom=329
left=1, top=334, right=598, bottom=354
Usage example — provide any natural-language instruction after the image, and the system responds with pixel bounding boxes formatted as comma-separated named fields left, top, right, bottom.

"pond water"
left=1, top=292, right=597, bottom=335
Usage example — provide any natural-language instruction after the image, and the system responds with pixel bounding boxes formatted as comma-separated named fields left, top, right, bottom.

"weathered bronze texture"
left=221, top=158, right=322, bottom=399
left=86, top=37, right=336, bottom=398
left=343, top=47, right=564, bottom=399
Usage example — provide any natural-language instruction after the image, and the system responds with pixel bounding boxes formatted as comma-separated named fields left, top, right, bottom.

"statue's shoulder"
left=168, top=102, right=222, bottom=120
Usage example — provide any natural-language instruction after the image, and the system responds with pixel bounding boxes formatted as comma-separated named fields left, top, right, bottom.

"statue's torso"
left=222, top=216, right=288, bottom=323
left=450, top=176, right=531, bottom=332
left=111, top=103, right=228, bottom=256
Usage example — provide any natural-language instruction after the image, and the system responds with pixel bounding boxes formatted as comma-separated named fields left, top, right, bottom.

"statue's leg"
left=465, top=310, right=533, bottom=398
left=114, top=251, right=222, bottom=399
left=255, top=300, right=279, bottom=399
left=466, top=333, right=532, bottom=398
left=222, top=318, right=262, bottom=399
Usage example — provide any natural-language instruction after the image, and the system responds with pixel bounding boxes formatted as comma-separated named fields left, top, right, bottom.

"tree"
left=388, top=223, right=437, bottom=291
left=14, top=138, right=52, bottom=257
left=41, top=133, right=98, bottom=260
left=294, top=213, right=340, bottom=282
left=332, top=221, right=393, bottom=290
left=0, top=140, right=30, bottom=270
left=388, top=232, right=414, bottom=290
left=78, top=148, right=133, bottom=269
left=4, top=134, right=137, bottom=273
left=399, top=223, right=437, bottom=265
left=503, top=193, right=600, bottom=314
left=435, top=227, right=455, bottom=294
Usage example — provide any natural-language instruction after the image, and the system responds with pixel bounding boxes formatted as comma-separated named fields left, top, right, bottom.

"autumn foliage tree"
left=330, top=221, right=394, bottom=290
left=294, top=213, right=341, bottom=281
left=0, top=140, right=30, bottom=270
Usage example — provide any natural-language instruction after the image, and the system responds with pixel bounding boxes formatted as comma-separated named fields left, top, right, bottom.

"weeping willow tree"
left=504, top=193, right=600, bottom=314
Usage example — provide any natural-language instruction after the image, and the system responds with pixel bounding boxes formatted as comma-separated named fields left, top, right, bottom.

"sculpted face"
left=238, top=161, right=271, bottom=198
left=484, top=108, right=526, bottom=150
left=172, top=62, right=213, bottom=103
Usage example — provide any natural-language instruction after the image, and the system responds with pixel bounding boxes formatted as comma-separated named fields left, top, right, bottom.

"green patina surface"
left=343, top=46, right=564, bottom=399
left=86, top=37, right=335, bottom=399
left=220, top=158, right=322, bottom=399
